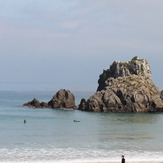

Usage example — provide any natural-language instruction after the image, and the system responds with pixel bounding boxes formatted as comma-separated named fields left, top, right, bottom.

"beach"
left=0, top=161, right=163, bottom=163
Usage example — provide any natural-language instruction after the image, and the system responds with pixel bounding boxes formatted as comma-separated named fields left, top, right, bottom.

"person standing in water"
left=121, top=155, right=125, bottom=163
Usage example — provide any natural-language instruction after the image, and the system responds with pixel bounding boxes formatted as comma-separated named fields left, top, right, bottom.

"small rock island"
left=23, top=89, right=77, bottom=109
left=78, top=56, right=163, bottom=112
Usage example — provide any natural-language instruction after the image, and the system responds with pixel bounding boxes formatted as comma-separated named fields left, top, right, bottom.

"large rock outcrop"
left=97, top=56, right=152, bottom=91
left=78, top=57, right=163, bottom=113
left=23, top=89, right=77, bottom=109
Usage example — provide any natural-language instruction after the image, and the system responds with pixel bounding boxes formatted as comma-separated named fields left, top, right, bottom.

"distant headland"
left=23, top=56, right=163, bottom=113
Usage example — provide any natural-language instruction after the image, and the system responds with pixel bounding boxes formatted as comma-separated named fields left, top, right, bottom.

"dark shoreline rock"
left=48, top=89, right=77, bottom=109
left=23, top=98, right=49, bottom=108
left=78, top=57, right=163, bottom=113
left=23, top=89, right=77, bottom=109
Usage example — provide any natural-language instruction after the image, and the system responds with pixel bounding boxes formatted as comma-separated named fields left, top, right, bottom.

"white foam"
left=0, top=161, right=163, bottom=163
left=0, top=147, right=163, bottom=163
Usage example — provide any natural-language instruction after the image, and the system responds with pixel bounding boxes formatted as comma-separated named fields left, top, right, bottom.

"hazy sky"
left=0, top=0, right=163, bottom=91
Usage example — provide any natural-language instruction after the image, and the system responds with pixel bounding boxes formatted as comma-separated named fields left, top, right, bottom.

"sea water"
left=0, top=85, right=163, bottom=162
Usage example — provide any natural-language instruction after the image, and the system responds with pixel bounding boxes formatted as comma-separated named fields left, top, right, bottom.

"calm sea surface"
left=0, top=84, right=163, bottom=162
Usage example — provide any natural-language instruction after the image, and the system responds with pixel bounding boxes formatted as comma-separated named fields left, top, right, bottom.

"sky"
left=0, top=0, right=163, bottom=91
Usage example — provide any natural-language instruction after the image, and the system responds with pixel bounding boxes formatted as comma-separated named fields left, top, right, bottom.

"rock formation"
left=48, top=89, right=77, bottom=109
left=23, top=89, right=77, bottom=109
left=97, top=56, right=152, bottom=91
left=78, top=57, right=163, bottom=113
left=23, top=98, right=49, bottom=108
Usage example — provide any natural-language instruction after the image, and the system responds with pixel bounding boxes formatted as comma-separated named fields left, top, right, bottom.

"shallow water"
left=0, top=89, right=163, bottom=162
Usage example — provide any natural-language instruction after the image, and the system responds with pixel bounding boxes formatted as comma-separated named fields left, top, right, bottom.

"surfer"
left=73, top=120, right=80, bottom=122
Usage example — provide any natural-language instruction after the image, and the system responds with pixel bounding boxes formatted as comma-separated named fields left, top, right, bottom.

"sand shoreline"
left=0, top=161, right=163, bottom=163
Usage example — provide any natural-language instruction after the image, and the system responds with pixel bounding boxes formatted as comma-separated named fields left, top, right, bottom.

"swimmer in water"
left=73, top=120, right=80, bottom=122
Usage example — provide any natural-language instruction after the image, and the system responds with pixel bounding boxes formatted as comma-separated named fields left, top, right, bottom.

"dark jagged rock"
left=48, top=89, right=77, bottom=109
left=78, top=57, right=163, bottom=113
left=23, top=89, right=77, bottom=109
left=23, top=98, right=45, bottom=108
left=78, top=98, right=88, bottom=111
left=161, top=91, right=163, bottom=100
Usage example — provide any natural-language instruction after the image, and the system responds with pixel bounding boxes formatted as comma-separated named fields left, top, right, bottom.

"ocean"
left=0, top=84, right=163, bottom=163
